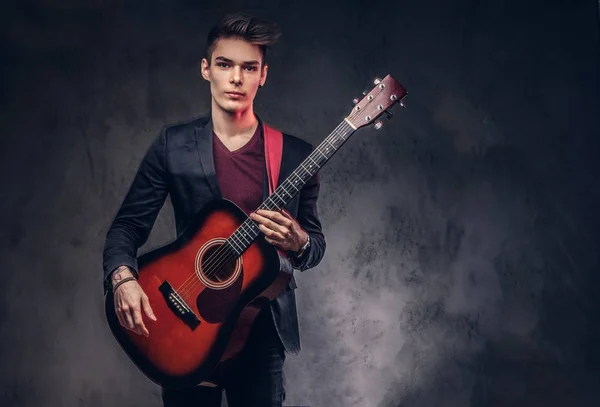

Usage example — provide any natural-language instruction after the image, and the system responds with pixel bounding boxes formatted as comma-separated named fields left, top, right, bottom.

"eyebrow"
left=215, top=56, right=260, bottom=66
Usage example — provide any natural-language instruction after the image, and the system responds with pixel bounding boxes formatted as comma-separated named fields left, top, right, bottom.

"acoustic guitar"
left=105, top=74, right=407, bottom=389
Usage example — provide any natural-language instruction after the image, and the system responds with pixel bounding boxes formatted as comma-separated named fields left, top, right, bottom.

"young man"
left=102, top=13, right=326, bottom=407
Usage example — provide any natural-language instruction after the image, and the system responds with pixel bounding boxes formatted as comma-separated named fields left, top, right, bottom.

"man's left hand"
left=250, top=209, right=308, bottom=253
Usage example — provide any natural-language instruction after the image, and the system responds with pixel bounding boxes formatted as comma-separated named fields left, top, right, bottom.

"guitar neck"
left=225, top=119, right=356, bottom=255
left=224, top=73, right=407, bottom=256
left=259, top=119, right=355, bottom=212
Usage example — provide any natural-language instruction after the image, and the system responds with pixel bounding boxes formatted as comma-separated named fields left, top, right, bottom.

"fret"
left=324, top=138, right=337, bottom=151
left=261, top=199, right=271, bottom=209
left=315, top=147, right=328, bottom=159
left=299, top=163, right=310, bottom=174
left=247, top=222, right=258, bottom=240
left=239, top=221, right=251, bottom=236
left=228, top=236, right=243, bottom=255
left=298, top=163, right=312, bottom=178
left=272, top=192, right=286, bottom=207
left=307, top=156, right=321, bottom=169
left=314, top=152, right=328, bottom=166
left=278, top=185, right=293, bottom=198
left=321, top=144, right=334, bottom=156
left=296, top=169, right=310, bottom=182
left=263, top=196, right=277, bottom=210
left=288, top=171, right=300, bottom=186
left=336, top=127, right=349, bottom=141
left=291, top=172, right=303, bottom=186
left=331, top=134, right=344, bottom=148
left=247, top=223, right=259, bottom=240
left=241, top=221, right=257, bottom=240
left=226, top=239, right=241, bottom=256
left=247, top=220, right=260, bottom=235
left=235, top=227, right=252, bottom=245
left=221, top=241, right=233, bottom=256
left=286, top=180, right=300, bottom=192
left=234, top=232, right=250, bottom=247
left=222, top=119, right=358, bottom=260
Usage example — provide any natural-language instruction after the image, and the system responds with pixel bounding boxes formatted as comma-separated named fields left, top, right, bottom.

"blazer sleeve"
left=291, top=163, right=326, bottom=272
left=102, top=127, right=169, bottom=293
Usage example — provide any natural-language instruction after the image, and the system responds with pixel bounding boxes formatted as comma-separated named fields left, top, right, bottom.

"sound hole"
left=201, top=243, right=238, bottom=284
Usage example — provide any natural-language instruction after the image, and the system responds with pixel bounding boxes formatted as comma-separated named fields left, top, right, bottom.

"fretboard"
left=224, top=119, right=356, bottom=256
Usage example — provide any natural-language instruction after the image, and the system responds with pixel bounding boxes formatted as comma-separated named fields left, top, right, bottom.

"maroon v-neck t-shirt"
left=213, top=125, right=265, bottom=215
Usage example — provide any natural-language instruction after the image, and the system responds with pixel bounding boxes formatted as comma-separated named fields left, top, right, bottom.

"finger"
left=132, top=305, right=149, bottom=337
left=258, top=224, right=286, bottom=241
left=114, top=296, right=124, bottom=326
left=115, top=304, right=126, bottom=329
left=252, top=212, right=289, bottom=235
left=258, top=210, right=293, bottom=227
left=251, top=210, right=277, bottom=224
left=115, top=296, right=131, bottom=330
left=122, top=305, right=136, bottom=332
left=141, top=295, right=157, bottom=321
left=265, top=236, right=285, bottom=248
left=280, top=209, right=295, bottom=221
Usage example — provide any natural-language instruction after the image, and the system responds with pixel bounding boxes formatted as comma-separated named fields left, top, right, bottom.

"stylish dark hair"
left=204, top=13, right=281, bottom=66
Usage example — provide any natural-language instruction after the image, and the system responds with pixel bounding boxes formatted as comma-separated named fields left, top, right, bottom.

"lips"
left=226, top=91, right=245, bottom=97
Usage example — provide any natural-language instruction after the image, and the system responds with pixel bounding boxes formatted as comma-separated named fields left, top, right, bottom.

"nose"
left=230, top=66, right=242, bottom=85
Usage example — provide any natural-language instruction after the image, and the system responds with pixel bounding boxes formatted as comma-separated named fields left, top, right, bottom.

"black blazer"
left=102, top=114, right=326, bottom=355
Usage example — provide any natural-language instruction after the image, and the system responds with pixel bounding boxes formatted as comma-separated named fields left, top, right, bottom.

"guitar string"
left=175, top=120, right=352, bottom=301
left=175, top=119, right=352, bottom=301
left=175, top=121, right=350, bottom=301
left=176, top=94, right=386, bottom=302
left=176, top=97, right=380, bottom=301
left=175, top=105, right=373, bottom=302
left=179, top=121, right=352, bottom=302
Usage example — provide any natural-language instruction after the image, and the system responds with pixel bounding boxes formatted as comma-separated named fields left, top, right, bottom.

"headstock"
left=345, top=75, right=408, bottom=131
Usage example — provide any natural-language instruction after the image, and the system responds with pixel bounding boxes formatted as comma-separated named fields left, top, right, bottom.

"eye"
left=217, top=62, right=229, bottom=68
left=244, top=65, right=258, bottom=71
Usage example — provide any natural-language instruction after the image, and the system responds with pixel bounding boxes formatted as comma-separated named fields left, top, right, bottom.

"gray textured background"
left=1, top=0, right=599, bottom=406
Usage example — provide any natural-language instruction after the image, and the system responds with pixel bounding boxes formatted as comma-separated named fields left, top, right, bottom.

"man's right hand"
left=111, top=266, right=157, bottom=337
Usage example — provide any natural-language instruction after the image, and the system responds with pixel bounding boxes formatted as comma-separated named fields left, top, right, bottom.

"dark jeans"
left=161, top=307, right=286, bottom=407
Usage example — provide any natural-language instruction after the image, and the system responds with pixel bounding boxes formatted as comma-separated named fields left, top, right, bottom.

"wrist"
left=295, top=233, right=310, bottom=257
left=112, top=276, right=138, bottom=293
left=111, top=266, right=135, bottom=287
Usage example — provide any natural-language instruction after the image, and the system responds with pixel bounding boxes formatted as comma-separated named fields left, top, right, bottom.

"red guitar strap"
left=263, top=123, right=283, bottom=196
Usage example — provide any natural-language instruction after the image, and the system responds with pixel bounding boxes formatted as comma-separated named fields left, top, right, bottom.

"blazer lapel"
left=194, top=118, right=222, bottom=200
left=194, top=114, right=286, bottom=203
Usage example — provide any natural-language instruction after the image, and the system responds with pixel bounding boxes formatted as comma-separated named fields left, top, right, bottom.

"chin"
left=218, top=100, right=249, bottom=114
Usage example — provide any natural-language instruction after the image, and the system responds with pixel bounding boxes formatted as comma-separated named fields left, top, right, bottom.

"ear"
left=259, top=64, right=268, bottom=87
left=200, top=58, right=211, bottom=82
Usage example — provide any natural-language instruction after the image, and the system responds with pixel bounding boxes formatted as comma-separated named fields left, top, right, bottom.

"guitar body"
left=105, top=199, right=291, bottom=390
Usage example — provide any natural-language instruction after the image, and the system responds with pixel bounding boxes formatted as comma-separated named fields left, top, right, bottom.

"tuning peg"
left=400, top=101, right=406, bottom=108
left=353, top=98, right=359, bottom=105
left=385, top=110, right=393, bottom=119
left=374, top=121, right=383, bottom=130
left=374, top=78, right=382, bottom=85
left=362, top=90, right=368, bottom=96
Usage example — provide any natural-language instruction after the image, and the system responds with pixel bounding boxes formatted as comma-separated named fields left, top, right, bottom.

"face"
left=201, top=37, right=268, bottom=114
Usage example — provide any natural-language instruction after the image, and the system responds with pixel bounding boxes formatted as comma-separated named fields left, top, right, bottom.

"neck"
left=211, top=100, right=258, bottom=139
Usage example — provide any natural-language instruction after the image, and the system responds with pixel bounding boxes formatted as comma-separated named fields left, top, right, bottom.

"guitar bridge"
left=159, top=281, right=201, bottom=330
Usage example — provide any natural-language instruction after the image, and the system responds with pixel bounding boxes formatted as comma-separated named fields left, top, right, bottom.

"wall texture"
left=0, top=0, right=599, bottom=406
